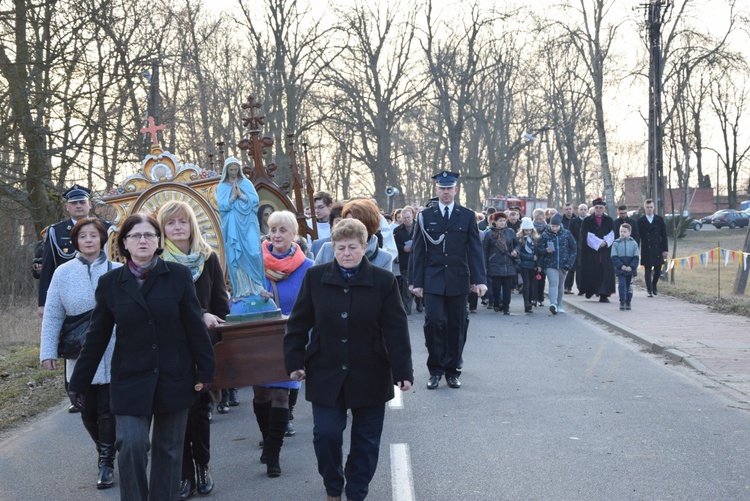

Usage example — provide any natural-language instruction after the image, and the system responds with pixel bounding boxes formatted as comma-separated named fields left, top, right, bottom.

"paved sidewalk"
left=562, top=287, right=750, bottom=401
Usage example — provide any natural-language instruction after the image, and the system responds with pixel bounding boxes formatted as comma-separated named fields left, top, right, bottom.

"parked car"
left=665, top=213, right=702, bottom=231
left=688, top=218, right=702, bottom=231
left=711, top=209, right=750, bottom=229
left=743, top=207, right=750, bottom=216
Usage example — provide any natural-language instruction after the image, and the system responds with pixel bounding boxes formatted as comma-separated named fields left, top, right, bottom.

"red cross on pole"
left=140, top=116, right=165, bottom=145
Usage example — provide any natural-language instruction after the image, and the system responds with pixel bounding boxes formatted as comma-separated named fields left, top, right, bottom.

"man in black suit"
left=637, top=199, right=669, bottom=296
left=614, top=205, right=640, bottom=245
left=410, top=171, right=487, bottom=390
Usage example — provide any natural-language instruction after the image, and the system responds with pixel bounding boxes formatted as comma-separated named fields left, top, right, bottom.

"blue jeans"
left=617, top=274, right=633, bottom=303
left=312, top=398, right=386, bottom=501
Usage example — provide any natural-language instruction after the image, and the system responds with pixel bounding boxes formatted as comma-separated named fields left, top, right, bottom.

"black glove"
left=68, top=391, right=86, bottom=412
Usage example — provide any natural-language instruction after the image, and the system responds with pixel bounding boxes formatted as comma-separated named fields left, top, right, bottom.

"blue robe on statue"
left=216, top=157, right=266, bottom=299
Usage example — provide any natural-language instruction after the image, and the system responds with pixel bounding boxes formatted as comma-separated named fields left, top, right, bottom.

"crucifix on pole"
left=140, top=116, right=165, bottom=148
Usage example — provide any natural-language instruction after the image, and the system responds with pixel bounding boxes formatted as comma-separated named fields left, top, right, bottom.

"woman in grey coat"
left=40, top=218, right=121, bottom=489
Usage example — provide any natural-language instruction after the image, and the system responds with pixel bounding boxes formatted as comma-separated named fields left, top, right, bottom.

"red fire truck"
left=483, top=195, right=548, bottom=217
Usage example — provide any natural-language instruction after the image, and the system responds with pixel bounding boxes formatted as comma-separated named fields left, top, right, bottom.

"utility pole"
left=643, top=1, right=671, bottom=216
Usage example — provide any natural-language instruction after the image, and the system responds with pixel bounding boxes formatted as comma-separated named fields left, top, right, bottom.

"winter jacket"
left=611, top=237, right=640, bottom=277
left=482, top=227, right=520, bottom=277
left=517, top=234, right=539, bottom=270
left=537, top=228, right=577, bottom=271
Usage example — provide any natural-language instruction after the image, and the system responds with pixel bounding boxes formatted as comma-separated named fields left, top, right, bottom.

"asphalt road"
left=2, top=303, right=749, bottom=500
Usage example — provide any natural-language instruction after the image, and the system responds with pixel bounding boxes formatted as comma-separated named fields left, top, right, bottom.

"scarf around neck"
left=128, top=255, right=159, bottom=281
left=263, top=241, right=306, bottom=282
left=161, top=239, right=206, bottom=283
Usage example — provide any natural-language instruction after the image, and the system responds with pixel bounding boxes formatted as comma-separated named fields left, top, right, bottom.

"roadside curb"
left=561, top=297, right=718, bottom=378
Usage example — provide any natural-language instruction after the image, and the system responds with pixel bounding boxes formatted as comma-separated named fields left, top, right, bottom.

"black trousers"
left=564, top=259, right=577, bottom=291
left=643, top=263, right=663, bottom=291
left=182, top=392, right=211, bottom=482
left=490, top=275, right=514, bottom=310
left=423, top=293, right=467, bottom=377
left=519, top=268, right=537, bottom=307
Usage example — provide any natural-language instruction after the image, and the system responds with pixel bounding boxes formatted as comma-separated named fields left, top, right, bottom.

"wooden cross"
left=140, top=116, right=165, bottom=145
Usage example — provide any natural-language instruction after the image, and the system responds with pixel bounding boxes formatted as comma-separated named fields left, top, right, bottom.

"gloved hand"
left=68, top=391, right=86, bottom=412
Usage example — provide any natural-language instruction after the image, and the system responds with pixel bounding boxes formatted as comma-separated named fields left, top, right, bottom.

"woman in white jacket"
left=40, top=218, right=121, bottom=489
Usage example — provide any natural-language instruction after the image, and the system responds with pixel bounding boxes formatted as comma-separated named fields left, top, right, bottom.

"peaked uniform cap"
left=63, top=184, right=91, bottom=202
left=432, top=171, right=459, bottom=187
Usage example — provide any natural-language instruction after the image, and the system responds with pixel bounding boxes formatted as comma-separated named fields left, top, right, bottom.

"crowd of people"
left=35, top=172, right=669, bottom=500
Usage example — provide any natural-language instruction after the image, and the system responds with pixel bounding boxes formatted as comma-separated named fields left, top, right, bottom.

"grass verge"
left=0, top=342, right=66, bottom=435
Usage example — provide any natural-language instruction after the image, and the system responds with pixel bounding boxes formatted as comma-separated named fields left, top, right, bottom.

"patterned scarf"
left=263, top=242, right=306, bottom=282
left=492, top=227, right=508, bottom=251
left=161, top=239, right=206, bottom=283
left=523, top=234, right=535, bottom=255
left=128, top=255, right=159, bottom=280
left=338, top=263, right=361, bottom=282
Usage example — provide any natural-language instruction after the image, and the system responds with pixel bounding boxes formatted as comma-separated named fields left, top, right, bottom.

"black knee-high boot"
left=97, top=415, right=116, bottom=489
left=253, top=400, right=271, bottom=462
left=264, top=407, right=289, bottom=478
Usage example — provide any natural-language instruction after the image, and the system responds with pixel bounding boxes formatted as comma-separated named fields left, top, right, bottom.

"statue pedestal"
left=226, top=294, right=281, bottom=322
left=212, top=317, right=290, bottom=388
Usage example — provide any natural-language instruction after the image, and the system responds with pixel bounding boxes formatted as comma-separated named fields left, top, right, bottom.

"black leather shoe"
left=416, top=304, right=424, bottom=313
left=178, top=479, right=194, bottom=500
left=68, top=404, right=80, bottom=414
left=426, top=375, right=440, bottom=390
left=446, top=376, right=461, bottom=389
left=196, top=464, right=213, bottom=494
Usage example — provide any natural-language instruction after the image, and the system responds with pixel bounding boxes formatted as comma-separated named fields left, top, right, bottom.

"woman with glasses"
left=40, top=218, right=121, bottom=489
left=68, top=212, right=216, bottom=501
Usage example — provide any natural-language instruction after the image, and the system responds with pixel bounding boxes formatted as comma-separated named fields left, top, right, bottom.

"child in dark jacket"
left=516, top=217, right=539, bottom=313
left=611, top=223, right=639, bottom=310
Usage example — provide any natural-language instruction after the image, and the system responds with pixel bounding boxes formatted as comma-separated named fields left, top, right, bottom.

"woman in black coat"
left=284, top=219, right=413, bottom=501
left=482, top=212, right=520, bottom=314
left=69, top=213, right=216, bottom=501
left=158, top=200, right=229, bottom=499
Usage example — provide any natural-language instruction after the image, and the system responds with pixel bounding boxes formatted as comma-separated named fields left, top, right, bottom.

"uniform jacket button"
left=341, top=312, right=348, bottom=318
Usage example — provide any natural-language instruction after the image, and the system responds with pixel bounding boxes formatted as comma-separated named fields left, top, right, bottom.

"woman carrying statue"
left=157, top=200, right=230, bottom=500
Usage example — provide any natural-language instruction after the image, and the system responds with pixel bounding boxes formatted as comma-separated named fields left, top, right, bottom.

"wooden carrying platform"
left=212, top=317, right=291, bottom=388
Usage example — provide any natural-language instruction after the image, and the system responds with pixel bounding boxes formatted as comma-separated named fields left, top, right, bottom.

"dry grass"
left=0, top=297, right=67, bottom=435
left=657, top=227, right=750, bottom=317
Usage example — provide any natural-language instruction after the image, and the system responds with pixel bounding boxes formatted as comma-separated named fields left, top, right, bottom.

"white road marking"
left=390, top=443, right=416, bottom=501
left=388, top=386, right=404, bottom=409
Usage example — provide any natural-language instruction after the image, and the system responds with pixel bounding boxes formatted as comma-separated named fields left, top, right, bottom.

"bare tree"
left=323, top=0, right=425, bottom=207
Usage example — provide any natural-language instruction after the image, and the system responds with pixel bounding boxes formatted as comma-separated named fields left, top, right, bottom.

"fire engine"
left=483, top=195, right=548, bottom=217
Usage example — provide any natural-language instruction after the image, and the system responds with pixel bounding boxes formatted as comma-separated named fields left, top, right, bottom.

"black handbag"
left=57, top=310, right=93, bottom=360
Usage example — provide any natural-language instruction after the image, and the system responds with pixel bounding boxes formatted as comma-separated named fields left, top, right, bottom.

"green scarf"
left=161, top=239, right=206, bottom=283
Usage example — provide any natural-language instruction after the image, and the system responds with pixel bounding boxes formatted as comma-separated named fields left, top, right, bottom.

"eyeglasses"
left=125, top=232, right=159, bottom=241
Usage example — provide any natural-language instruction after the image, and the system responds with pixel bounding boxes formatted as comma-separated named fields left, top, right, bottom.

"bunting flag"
left=660, top=247, right=750, bottom=274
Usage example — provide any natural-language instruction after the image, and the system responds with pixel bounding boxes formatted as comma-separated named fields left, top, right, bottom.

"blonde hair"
left=517, top=226, right=540, bottom=243
left=267, top=210, right=299, bottom=234
left=157, top=200, right=212, bottom=256
left=532, top=208, right=545, bottom=219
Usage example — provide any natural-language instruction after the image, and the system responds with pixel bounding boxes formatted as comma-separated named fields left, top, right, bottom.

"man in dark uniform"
left=410, top=171, right=487, bottom=390
left=38, top=184, right=96, bottom=318
left=579, top=197, right=616, bottom=302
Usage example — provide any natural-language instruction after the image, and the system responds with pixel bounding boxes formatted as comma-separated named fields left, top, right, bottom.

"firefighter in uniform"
left=410, top=171, right=487, bottom=390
